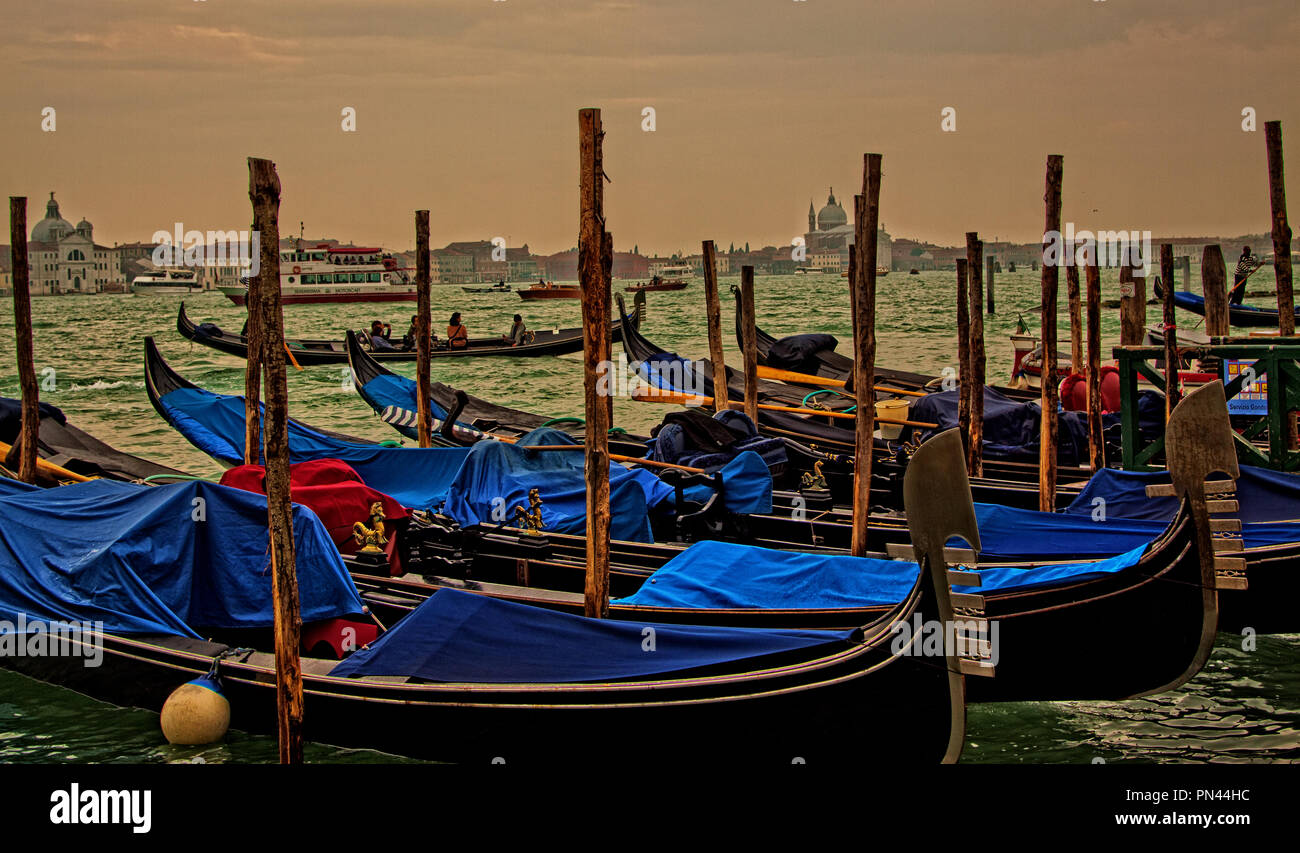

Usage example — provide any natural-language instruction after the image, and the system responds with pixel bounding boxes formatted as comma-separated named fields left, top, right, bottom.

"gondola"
left=0, top=442, right=982, bottom=765
left=355, top=388, right=1246, bottom=701
left=0, top=396, right=189, bottom=484
left=618, top=294, right=1093, bottom=497
left=176, top=301, right=640, bottom=365
left=1155, top=281, right=1300, bottom=328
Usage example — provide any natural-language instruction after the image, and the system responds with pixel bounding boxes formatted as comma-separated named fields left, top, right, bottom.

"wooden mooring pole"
left=1202, top=245, right=1229, bottom=338
left=850, top=154, right=882, bottom=558
left=1066, top=262, right=1083, bottom=375
left=739, top=266, right=758, bottom=424
left=986, top=254, right=996, bottom=315
left=7, top=198, right=37, bottom=483
left=249, top=157, right=304, bottom=764
left=1085, top=258, right=1105, bottom=471
left=243, top=227, right=264, bottom=465
left=1039, top=155, right=1063, bottom=511
left=955, top=258, right=971, bottom=461
left=415, top=211, right=433, bottom=447
left=966, top=233, right=985, bottom=476
left=701, top=240, right=729, bottom=415
left=1266, top=121, right=1295, bottom=337
left=1160, top=243, right=1180, bottom=420
left=579, top=108, right=612, bottom=619
left=1119, top=262, right=1147, bottom=346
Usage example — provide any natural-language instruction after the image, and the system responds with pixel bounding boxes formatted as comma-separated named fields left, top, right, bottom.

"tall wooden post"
left=701, top=240, right=729, bottom=414
left=1160, top=243, right=1180, bottom=420
left=7, top=198, right=37, bottom=483
left=1266, top=121, right=1295, bottom=336
left=578, top=108, right=612, bottom=619
left=1066, top=262, right=1083, bottom=374
left=850, top=154, right=882, bottom=557
left=986, top=254, right=996, bottom=315
left=1202, top=244, right=1229, bottom=338
left=955, top=259, right=971, bottom=461
left=249, top=157, right=303, bottom=765
left=1085, top=258, right=1105, bottom=471
left=415, top=211, right=433, bottom=447
left=1039, top=155, right=1063, bottom=512
left=739, top=266, right=758, bottom=424
left=243, top=228, right=264, bottom=465
left=1120, top=262, right=1147, bottom=346
left=966, top=233, right=985, bottom=477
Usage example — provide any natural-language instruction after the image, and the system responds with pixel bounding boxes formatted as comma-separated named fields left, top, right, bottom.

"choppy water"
left=1, top=268, right=1296, bottom=763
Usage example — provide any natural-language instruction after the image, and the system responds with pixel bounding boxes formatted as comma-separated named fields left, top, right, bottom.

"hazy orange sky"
left=2, top=0, right=1296, bottom=255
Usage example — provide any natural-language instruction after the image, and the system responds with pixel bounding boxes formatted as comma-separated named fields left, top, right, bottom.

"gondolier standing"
left=1229, top=246, right=1263, bottom=305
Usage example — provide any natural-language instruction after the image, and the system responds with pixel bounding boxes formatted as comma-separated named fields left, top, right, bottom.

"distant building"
left=803, top=188, right=891, bottom=273
left=26, top=193, right=119, bottom=294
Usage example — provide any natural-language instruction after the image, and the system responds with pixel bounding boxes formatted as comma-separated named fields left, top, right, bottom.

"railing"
left=1115, top=341, right=1300, bottom=471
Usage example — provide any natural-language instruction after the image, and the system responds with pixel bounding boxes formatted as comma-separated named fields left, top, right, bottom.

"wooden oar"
left=493, top=440, right=708, bottom=474
left=630, top=389, right=939, bottom=428
left=0, top=440, right=93, bottom=483
left=284, top=342, right=304, bottom=371
left=755, top=364, right=926, bottom=397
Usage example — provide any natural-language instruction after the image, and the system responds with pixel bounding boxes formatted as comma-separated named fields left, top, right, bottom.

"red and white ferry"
left=219, top=244, right=416, bottom=305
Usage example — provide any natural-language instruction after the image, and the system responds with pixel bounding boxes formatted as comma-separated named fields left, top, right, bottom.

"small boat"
left=1156, top=281, right=1300, bottom=328
left=625, top=275, right=688, bottom=293
left=131, top=269, right=202, bottom=294
left=461, top=282, right=512, bottom=294
left=177, top=302, right=616, bottom=364
left=219, top=244, right=416, bottom=306
left=517, top=281, right=582, bottom=299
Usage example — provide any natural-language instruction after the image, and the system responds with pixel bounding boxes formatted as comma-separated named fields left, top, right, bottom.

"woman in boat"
left=447, top=313, right=469, bottom=349
left=370, top=320, right=396, bottom=351
left=502, top=314, right=527, bottom=346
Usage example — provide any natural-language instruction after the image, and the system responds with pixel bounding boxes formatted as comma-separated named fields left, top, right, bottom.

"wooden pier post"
left=415, top=211, right=433, bottom=447
left=966, top=233, right=985, bottom=477
left=6, top=198, right=37, bottom=483
left=1160, top=243, right=1180, bottom=420
left=1202, top=244, right=1229, bottom=338
left=1119, top=262, right=1147, bottom=346
left=243, top=232, right=264, bottom=466
left=1180, top=255, right=1191, bottom=289
left=1039, top=155, right=1063, bottom=511
left=850, top=154, right=882, bottom=558
left=701, top=240, right=729, bottom=415
left=1066, top=262, right=1083, bottom=375
left=1085, top=258, right=1105, bottom=470
left=739, top=266, right=758, bottom=424
left=986, top=254, right=996, bottom=315
left=248, top=157, right=304, bottom=765
left=579, top=108, right=612, bottom=619
left=956, top=258, right=971, bottom=462
left=1266, top=121, right=1295, bottom=337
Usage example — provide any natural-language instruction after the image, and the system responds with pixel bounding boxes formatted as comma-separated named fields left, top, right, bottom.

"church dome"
left=816, top=189, right=847, bottom=231
left=31, top=192, right=73, bottom=243
left=75, top=218, right=93, bottom=237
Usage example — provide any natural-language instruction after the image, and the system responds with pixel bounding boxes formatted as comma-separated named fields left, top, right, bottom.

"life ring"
left=293, top=265, right=302, bottom=274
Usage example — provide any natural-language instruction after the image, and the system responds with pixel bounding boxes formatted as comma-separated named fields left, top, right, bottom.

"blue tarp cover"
left=683, top=451, right=773, bottom=515
left=442, top=428, right=672, bottom=542
left=356, top=374, right=466, bottom=432
left=615, top=539, right=1148, bottom=610
left=330, top=588, right=854, bottom=683
left=157, top=387, right=470, bottom=509
left=0, top=480, right=364, bottom=636
left=1064, top=464, right=1300, bottom=524
left=905, top=388, right=1091, bottom=464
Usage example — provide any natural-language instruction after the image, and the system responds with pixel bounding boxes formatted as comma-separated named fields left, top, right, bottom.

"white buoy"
left=160, top=674, right=230, bottom=745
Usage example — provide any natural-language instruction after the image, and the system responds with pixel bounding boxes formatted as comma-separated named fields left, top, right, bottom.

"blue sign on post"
left=1224, top=359, right=1268, bottom=415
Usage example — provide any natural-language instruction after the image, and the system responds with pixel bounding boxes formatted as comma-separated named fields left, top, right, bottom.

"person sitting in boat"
left=447, top=313, right=469, bottom=349
left=400, top=314, right=440, bottom=351
left=370, top=320, right=396, bottom=351
left=501, top=314, right=527, bottom=346
left=1229, top=246, right=1263, bottom=305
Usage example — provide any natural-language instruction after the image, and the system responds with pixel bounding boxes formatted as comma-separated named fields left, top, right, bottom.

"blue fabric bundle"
left=1064, top=464, right=1300, bottom=524
left=0, top=480, right=364, bottom=636
left=442, top=428, right=672, bottom=542
left=157, top=387, right=470, bottom=509
left=330, top=588, right=854, bottom=683
left=616, top=539, right=1149, bottom=610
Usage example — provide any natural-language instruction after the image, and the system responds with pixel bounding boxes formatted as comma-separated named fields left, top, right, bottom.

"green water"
left=0, top=269, right=1296, bottom=763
